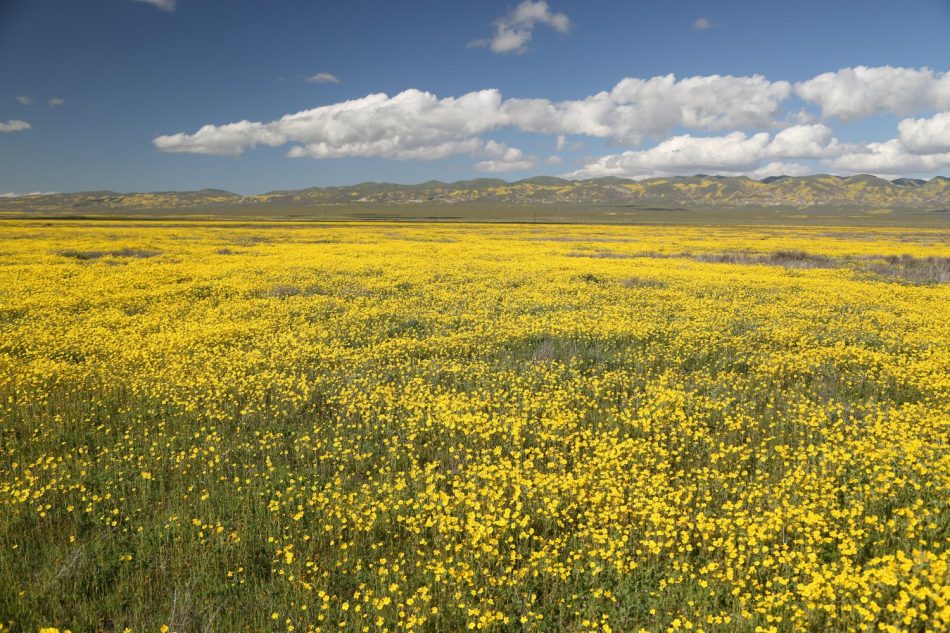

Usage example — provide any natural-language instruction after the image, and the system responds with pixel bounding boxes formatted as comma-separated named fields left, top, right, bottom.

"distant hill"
left=3, top=174, right=950, bottom=216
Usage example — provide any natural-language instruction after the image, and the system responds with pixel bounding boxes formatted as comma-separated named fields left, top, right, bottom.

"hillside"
left=3, top=174, right=950, bottom=216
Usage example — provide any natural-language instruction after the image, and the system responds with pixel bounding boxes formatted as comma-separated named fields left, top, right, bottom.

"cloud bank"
left=154, top=66, right=950, bottom=178
left=155, top=74, right=790, bottom=160
left=566, top=125, right=837, bottom=179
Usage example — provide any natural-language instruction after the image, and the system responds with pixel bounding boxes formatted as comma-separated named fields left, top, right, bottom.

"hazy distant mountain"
left=3, top=175, right=950, bottom=215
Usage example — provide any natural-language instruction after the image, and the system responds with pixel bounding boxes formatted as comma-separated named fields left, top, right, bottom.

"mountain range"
left=2, top=174, right=950, bottom=216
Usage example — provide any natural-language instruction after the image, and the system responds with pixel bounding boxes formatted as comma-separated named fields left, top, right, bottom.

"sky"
left=2, top=0, right=950, bottom=195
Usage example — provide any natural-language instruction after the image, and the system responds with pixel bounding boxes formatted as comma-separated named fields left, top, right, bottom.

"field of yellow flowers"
left=1, top=220, right=948, bottom=633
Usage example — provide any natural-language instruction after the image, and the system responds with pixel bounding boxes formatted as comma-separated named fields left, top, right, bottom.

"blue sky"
left=2, top=0, right=950, bottom=194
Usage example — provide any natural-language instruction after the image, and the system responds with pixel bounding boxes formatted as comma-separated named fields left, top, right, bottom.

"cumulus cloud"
left=795, top=66, right=950, bottom=121
left=897, top=111, right=950, bottom=154
left=474, top=141, right=536, bottom=172
left=611, top=74, right=791, bottom=133
left=154, top=120, right=285, bottom=156
left=501, top=74, right=791, bottom=144
left=829, top=139, right=950, bottom=174
left=0, top=120, right=31, bottom=133
left=470, top=1, right=571, bottom=54
left=288, top=138, right=489, bottom=161
left=565, top=125, right=836, bottom=179
left=156, top=90, right=506, bottom=159
left=692, top=17, right=713, bottom=30
left=746, top=161, right=813, bottom=179
left=16, top=96, right=33, bottom=106
left=154, top=66, right=950, bottom=176
left=767, top=123, right=836, bottom=158
left=566, top=132, right=769, bottom=178
left=816, top=109, right=950, bottom=175
left=306, top=72, right=340, bottom=84
left=156, top=74, right=793, bottom=161
left=475, top=157, right=536, bottom=172
left=48, top=97, right=64, bottom=108
left=279, top=90, right=505, bottom=159
left=495, top=74, right=788, bottom=146
left=134, top=0, right=176, bottom=11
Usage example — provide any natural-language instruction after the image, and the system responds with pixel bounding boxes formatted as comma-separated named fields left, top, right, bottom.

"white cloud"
left=288, top=138, right=487, bottom=161
left=897, top=111, right=950, bottom=154
left=134, top=0, right=176, bottom=11
left=500, top=93, right=622, bottom=138
left=747, top=161, right=812, bottom=179
left=692, top=17, right=713, bottom=31
left=16, top=96, right=33, bottom=106
left=566, top=132, right=770, bottom=178
left=475, top=141, right=536, bottom=172
left=471, top=1, right=571, bottom=54
left=306, top=72, right=340, bottom=84
left=0, top=191, right=57, bottom=198
left=544, top=155, right=563, bottom=165
left=829, top=139, right=950, bottom=174
left=156, top=75, right=793, bottom=161
left=475, top=157, right=536, bottom=172
left=611, top=74, right=791, bottom=132
left=502, top=74, right=791, bottom=144
left=154, top=67, right=950, bottom=176
left=279, top=90, right=504, bottom=159
left=767, top=123, right=836, bottom=158
left=0, top=120, right=31, bottom=133
left=795, top=66, right=950, bottom=121
left=565, top=125, right=836, bottom=179
left=814, top=108, right=950, bottom=175
left=48, top=97, right=64, bottom=108
left=154, top=120, right=285, bottom=156
left=156, top=90, right=506, bottom=160
left=786, top=108, right=819, bottom=126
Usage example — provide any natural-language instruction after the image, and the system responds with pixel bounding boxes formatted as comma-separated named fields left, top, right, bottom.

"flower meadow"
left=0, top=221, right=948, bottom=633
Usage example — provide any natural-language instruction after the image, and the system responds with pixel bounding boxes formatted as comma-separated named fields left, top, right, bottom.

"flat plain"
left=1, top=220, right=948, bottom=632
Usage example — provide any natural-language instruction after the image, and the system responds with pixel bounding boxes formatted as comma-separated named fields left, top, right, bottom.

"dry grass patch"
left=59, top=247, right=160, bottom=260
left=692, top=250, right=835, bottom=268
left=621, top=276, right=667, bottom=289
left=863, top=254, right=950, bottom=284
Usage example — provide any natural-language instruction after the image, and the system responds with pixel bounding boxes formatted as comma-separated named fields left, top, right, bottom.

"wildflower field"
left=1, top=220, right=948, bottom=633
